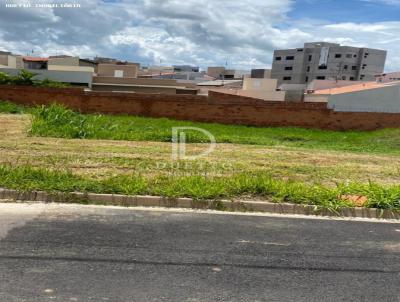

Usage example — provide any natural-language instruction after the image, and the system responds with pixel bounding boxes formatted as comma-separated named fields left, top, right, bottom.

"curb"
left=0, top=188, right=399, bottom=220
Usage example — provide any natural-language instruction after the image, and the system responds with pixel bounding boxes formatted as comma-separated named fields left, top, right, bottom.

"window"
left=342, top=76, right=346, bottom=80
left=286, top=56, right=295, bottom=60
left=297, top=49, right=304, bottom=52
left=284, top=66, right=293, bottom=71
left=346, top=54, right=352, bottom=58
left=352, top=66, right=357, bottom=70
left=308, top=55, right=312, bottom=62
left=316, top=76, right=326, bottom=80
left=350, top=77, right=355, bottom=81
left=283, top=76, right=292, bottom=81
left=354, top=54, right=357, bottom=58
left=305, top=76, right=309, bottom=83
left=114, top=70, right=124, bottom=77
left=307, top=66, right=310, bottom=72
left=335, top=54, right=342, bottom=58
left=344, top=65, right=348, bottom=70
left=275, top=56, right=282, bottom=61
left=318, top=65, right=328, bottom=70
left=362, top=64, right=367, bottom=70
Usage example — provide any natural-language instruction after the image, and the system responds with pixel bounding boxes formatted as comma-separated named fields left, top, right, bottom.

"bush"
left=12, top=70, right=38, bottom=85
left=0, top=100, right=25, bottom=114
left=0, top=72, right=12, bottom=85
left=0, top=70, right=69, bottom=88
left=30, top=104, right=93, bottom=138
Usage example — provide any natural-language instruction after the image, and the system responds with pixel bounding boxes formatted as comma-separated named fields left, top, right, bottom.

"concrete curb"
left=0, top=188, right=399, bottom=219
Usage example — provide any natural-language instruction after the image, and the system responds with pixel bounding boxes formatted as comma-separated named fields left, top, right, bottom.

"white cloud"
left=0, top=0, right=400, bottom=71
left=361, top=0, right=400, bottom=5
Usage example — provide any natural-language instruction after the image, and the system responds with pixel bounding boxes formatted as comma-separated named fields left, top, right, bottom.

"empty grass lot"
left=1, top=101, right=400, bottom=210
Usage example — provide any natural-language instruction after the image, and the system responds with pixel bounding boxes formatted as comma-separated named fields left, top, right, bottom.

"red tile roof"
left=23, top=56, right=48, bottom=62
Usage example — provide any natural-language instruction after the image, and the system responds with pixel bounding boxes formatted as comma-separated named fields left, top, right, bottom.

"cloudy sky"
left=1, top=0, right=400, bottom=71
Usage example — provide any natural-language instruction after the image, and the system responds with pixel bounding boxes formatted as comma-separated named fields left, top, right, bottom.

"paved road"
left=0, top=203, right=399, bottom=302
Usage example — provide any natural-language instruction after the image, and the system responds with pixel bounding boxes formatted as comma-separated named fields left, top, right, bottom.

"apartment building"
left=271, top=42, right=387, bottom=85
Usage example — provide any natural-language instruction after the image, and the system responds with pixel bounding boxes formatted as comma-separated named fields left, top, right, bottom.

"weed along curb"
left=0, top=188, right=399, bottom=220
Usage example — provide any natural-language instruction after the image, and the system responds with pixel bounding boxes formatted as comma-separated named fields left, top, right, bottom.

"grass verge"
left=0, top=164, right=399, bottom=211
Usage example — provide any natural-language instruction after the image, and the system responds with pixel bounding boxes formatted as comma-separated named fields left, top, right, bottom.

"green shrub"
left=0, top=70, right=69, bottom=88
left=0, top=100, right=25, bottom=114
left=0, top=72, right=12, bottom=85
left=12, top=70, right=38, bottom=86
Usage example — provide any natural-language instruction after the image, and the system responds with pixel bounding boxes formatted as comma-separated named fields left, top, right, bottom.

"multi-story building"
left=271, top=42, right=387, bottom=85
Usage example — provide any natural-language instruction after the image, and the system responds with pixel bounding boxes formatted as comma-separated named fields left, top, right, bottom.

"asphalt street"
left=0, top=203, right=399, bottom=302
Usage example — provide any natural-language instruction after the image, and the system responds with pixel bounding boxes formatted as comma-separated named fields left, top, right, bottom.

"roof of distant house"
left=313, top=81, right=400, bottom=95
left=23, top=56, right=48, bottom=62
left=197, top=80, right=242, bottom=86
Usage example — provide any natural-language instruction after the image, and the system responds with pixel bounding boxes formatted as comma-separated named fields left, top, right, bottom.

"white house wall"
left=327, top=84, right=400, bottom=113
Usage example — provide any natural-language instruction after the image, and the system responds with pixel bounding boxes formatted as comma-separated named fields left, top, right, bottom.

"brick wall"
left=1, top=85, right=400, bottom=130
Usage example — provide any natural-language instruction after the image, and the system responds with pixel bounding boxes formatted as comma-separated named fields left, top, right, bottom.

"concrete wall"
left=327, top=84, right=400, bottom=113
left=251, top=69, right=271, bottom=79
left=93, top=76, right=197, bottom=88
left=7, top=56, right=17, bottom=68
left=0, top=55, right=7, bottom=66
left=304, top=94, right=329, bottom=103
left=207, top=67, right=225, bottom=79
left=48, top=57, right=80, bottom=66
left=0, top=55, right=20, bottom=68
left=92, top=76, right=198, bottom=94
left=243, top=78, right=278, bottom=91
left=97, top=64, right=138, bottom=78
left=3, top=85, right=400, bottom=130
left=48, top=65, right=94, bottom=73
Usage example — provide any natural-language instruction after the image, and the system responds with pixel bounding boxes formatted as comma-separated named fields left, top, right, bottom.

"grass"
left=22, top=103, right=400, bottom=155
left=1, top=101, right=400, bottom=211
left=0, top=101, right=25, bottom=114
left=0, top=164, right=399, bottom=210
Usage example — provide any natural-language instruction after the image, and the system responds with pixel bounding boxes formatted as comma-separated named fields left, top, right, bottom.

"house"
left=0, top=52, right=93, bottom=87
left=92, top=63, right=198, bottom=94
left=23, top=57, right=48, bottom=70
left=304, top=81, right=400, bottom=112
